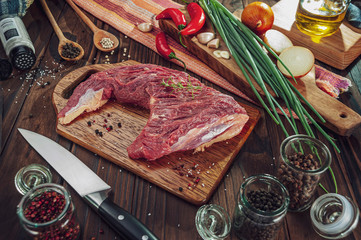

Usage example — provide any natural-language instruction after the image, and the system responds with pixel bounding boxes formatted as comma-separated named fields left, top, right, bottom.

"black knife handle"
left=98, top=198, right=159, bottom=240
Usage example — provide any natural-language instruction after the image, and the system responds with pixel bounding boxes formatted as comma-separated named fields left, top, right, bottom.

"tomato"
left=241, top=2, right=274, bottom=37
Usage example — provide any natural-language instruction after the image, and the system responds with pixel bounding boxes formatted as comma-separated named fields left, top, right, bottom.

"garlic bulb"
left=197, top=32, right=215, bottom=44
left=137, top=22, right=153, bottom=32
left=207, top=39, right=220, bottom=49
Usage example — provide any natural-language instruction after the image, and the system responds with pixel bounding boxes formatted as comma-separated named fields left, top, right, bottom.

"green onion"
left=199, top=0, right=339, bottom=192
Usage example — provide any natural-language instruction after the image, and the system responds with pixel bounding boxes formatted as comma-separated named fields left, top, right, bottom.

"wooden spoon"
left=65, top=0, right=120, bottom=52
left=40, top=0, right=84, bottom=61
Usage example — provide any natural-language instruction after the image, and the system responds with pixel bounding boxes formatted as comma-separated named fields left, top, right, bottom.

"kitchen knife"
left=18, top=128, right=159, bottom=240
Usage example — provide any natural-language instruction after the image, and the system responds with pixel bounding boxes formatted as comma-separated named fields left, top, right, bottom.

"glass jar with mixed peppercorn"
left=233, top=174, right=290, bottom=240
left=277, top=134, right=332, bottom=212
left=17, top=183, right=81, bottom=240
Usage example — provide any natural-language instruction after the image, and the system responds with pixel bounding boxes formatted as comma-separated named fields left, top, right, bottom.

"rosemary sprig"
left=161, top=76, right=202, bottom=99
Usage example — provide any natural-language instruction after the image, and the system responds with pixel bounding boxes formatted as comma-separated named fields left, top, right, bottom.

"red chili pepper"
left=180, top=2, right=206, bottom=36
left=156, top=8, right=187, bottom=47
left=156, top=8, right=187, bottom=31
left=156, top=32, right=186, bottom=71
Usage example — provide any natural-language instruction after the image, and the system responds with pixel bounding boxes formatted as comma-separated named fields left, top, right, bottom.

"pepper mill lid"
left=310, top=193, right=360, bottom=239
left=15, top=163, right=52, bottom=195
left=10, top=46, right=36, bottom=70
left=195, top=204, right=231, bottom=240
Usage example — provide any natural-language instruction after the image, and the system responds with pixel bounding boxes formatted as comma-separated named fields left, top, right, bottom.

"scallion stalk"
left=199, top=0, right=339, bottom=192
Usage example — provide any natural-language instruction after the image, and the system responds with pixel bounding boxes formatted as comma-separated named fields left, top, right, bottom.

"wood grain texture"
left=272, top=0, right=361, bottom=70
left=1, top=0, right=360, bottom=239
left=159, top=5, right=361, bottom=136
left=52, top=60, right=261, bottom=205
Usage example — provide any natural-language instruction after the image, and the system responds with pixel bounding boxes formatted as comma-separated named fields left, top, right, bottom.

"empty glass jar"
left=233, top=174, right=290, bottom=240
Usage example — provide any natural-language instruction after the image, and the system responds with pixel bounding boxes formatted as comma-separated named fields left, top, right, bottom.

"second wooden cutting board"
left=52, top=60, right=261, bottom=205
left=158, top=4, right=361, bottom=136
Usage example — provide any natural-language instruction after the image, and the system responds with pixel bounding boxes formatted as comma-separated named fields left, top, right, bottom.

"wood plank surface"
left=159, top=7, right=361, bottom=137
left=0, top=0, right=360, bottom=239
left=272, top=0, right=361, bottom=70
left=52, top=60, right=261, bottom=205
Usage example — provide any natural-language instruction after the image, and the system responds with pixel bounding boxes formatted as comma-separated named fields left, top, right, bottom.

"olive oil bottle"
left=295, top=0, right=350, bottom=37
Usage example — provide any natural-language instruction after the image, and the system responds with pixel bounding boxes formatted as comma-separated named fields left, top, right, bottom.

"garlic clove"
left=207, top=38, right=220, bottom=49
left=137, top=22, right=153, bottom=32
left=197, top=32, right=215, bottom=45
left=220, top=51, right=230, bottom=59
left=213, top=50, right=222, bottom=58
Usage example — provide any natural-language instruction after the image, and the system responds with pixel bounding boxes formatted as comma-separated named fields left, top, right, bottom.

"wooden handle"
left=297, top=68, right=361, bottom=136
left=39, top=0, right=66, bottom=41
left=65, top=0, right=99, bottom=33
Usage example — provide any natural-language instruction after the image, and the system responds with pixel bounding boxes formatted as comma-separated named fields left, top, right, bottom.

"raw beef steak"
left=58, top=64, right=249, bottom=160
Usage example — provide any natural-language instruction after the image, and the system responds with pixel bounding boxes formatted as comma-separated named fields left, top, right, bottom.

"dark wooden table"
left=0, top=0, right=360, bottom=239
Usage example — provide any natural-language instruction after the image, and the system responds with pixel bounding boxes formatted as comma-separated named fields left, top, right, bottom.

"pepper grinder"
left=0, top=15, right=36, bottom=70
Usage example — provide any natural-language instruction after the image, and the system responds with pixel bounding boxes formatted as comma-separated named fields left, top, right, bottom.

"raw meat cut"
left=58, top=64, right=249, bottom=160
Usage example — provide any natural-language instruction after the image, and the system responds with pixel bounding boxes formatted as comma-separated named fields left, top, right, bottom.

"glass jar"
left=277, top=134, right=331, bottom=212
left=233, top=174, right=290, bottom=240
left=17, top=183, right=81, bottom=240
left=195, top=204, right=231, bottom=240
left=310, top=193, right=360, bottom=239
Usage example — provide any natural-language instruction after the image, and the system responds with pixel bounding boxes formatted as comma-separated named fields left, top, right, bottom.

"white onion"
left=264, top=29, right=293, bottom=55
left=277, top=46, right=314, bottom=78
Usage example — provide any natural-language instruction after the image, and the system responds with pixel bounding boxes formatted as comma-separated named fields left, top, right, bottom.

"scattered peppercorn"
left=117, top=122, right=122, bottom=128
left=195, top=177, right=201, bottom=183
left=178, top=187, right=183, bottom=192
left=61, top=43, right=81, bottom=59
left=87, top=121, right=92, bottom=127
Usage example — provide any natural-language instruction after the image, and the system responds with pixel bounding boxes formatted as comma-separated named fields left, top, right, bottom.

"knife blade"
left=18, top=128, right=159, bottom=240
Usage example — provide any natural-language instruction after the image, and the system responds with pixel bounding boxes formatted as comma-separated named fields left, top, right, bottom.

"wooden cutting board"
left=272, top=0, right=361, bottom=70
left=52, top=60, right=261, bottom=206
left=159, top=5, right=361, bottom=137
